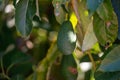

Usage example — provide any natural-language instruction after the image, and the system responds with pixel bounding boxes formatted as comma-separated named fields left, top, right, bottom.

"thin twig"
left=36, top=42, right=58, bottom=80
left=87, top=52, right=96, bottom=71
left=1, top=58, right=5, bottom=76
left=36, top=0, right=41, bottom=20
left=72, top=52, right=81, bottom=72
left=1, top=58, right=10, bottom=80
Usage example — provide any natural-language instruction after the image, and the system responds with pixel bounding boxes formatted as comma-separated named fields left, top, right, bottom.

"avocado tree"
left=0, top=0, right=120, bottom=80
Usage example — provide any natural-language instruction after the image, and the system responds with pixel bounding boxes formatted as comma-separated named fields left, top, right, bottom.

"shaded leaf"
left=15, top=0, right=36, bottom=37
left=7, top=55, right=30, bottom=71
left=95, top=71, right=120, bottom=80
left=76, top=0, right=92, bottom=46
left=81, top=54, right=99, bottom=62
left=13, top=0, right=17, bottom=6
left=0, top=0, right=9, bottom=11
left=2, top=50, right=32, bottom=78
left=3, top=50, right=31, bottom=69
left=0, top=0, right=3, bottom=11
left=11, top=75, right=25, bottom=80
left=0, top=52, right=4, bottom=59
left=87, top=0, right=103, bottom=13
left=85, top=70, right=91, bottom=80
left=111, top=0, right=120, bottom=40
left=57, top=21, right=76, bottom=55
left=61, top=54, right=77, bottom=80
left=82, top=22, right=97, bottom=51
left=76, top=23, right=84, bottom=46
left=98, top=45, right=120, bottom=72
left=9, top=62, right=32, bottom=76
left=78, top=1, right=92, bottom=33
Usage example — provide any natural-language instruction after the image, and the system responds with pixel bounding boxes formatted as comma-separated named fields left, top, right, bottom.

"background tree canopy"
left=0, top=0, right=120, bottom=80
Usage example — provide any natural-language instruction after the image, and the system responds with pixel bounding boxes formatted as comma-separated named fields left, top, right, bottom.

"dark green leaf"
left=15, top=0, right=36, bottom=37
left=87, top=0, right=103, bottom=13
left=111, top=0, right=120, bottom=40
left=57, top=21, right=76, bottom=55
left=85, top=70, right=91, bottom=80
left=9, top=62, right=32, bottom=76
left=81, top=54, right=99, bottom=62
left=0, top=0, right=2, bottom=10
left=13, top=0, right=17, bottom=6
left=61, top=54, right=77, bottom=80
left=11, top=75, right=25, bottom=80
left=95, top=71, right=120, bottom=80
left=3, top=50, right=31, bottom=69
left=0, top=52, right=4, bottom=59
left=98, top=45, right=120, bottom=72
left=7, top=56, right=30, bottom=71
left=2, top=50, right=32, bottom=77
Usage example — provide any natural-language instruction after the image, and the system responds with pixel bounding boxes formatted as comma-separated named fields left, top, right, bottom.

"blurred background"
left=0, top=0, right=98, bottom=80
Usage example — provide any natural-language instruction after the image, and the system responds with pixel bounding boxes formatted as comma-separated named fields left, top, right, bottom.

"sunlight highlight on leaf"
left=70, top=13, right=77, bottom=29
left=84, top=10, right=89, bottom=17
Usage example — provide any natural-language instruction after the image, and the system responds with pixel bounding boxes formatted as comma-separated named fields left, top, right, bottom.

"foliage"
left=0, top=0, right=120, bottom=80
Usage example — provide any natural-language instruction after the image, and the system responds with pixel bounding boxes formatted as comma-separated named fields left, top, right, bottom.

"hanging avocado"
left=57, top=21, right=76, bottom=55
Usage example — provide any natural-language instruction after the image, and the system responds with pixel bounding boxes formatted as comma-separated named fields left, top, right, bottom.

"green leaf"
left=78, top=1, right=91, bottom=34
left=82, top=22, right=97, bottom=51
left=95, top=71, right=120, bottom=80
left=81, top=54, right=99, bottom=62
left=93, top=13, right=118, bottom=46
left=57, top=21, right=76, bottom=55
left=2, top=50, right=32, bottom=78
left=76, top=0, right=92, bottom=46
left=52, top=0, right=67, bottom=24
left=97, top=0, right=116, bottom=22
left=61, top=54, right=77, bottom=80
left=15, top=0, right=36, bottom=37
left=93, top=0, right=118, bottom=46
left=98, top=45, right=120, bottom=72
left=87, top=0, right=103, bottom=13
